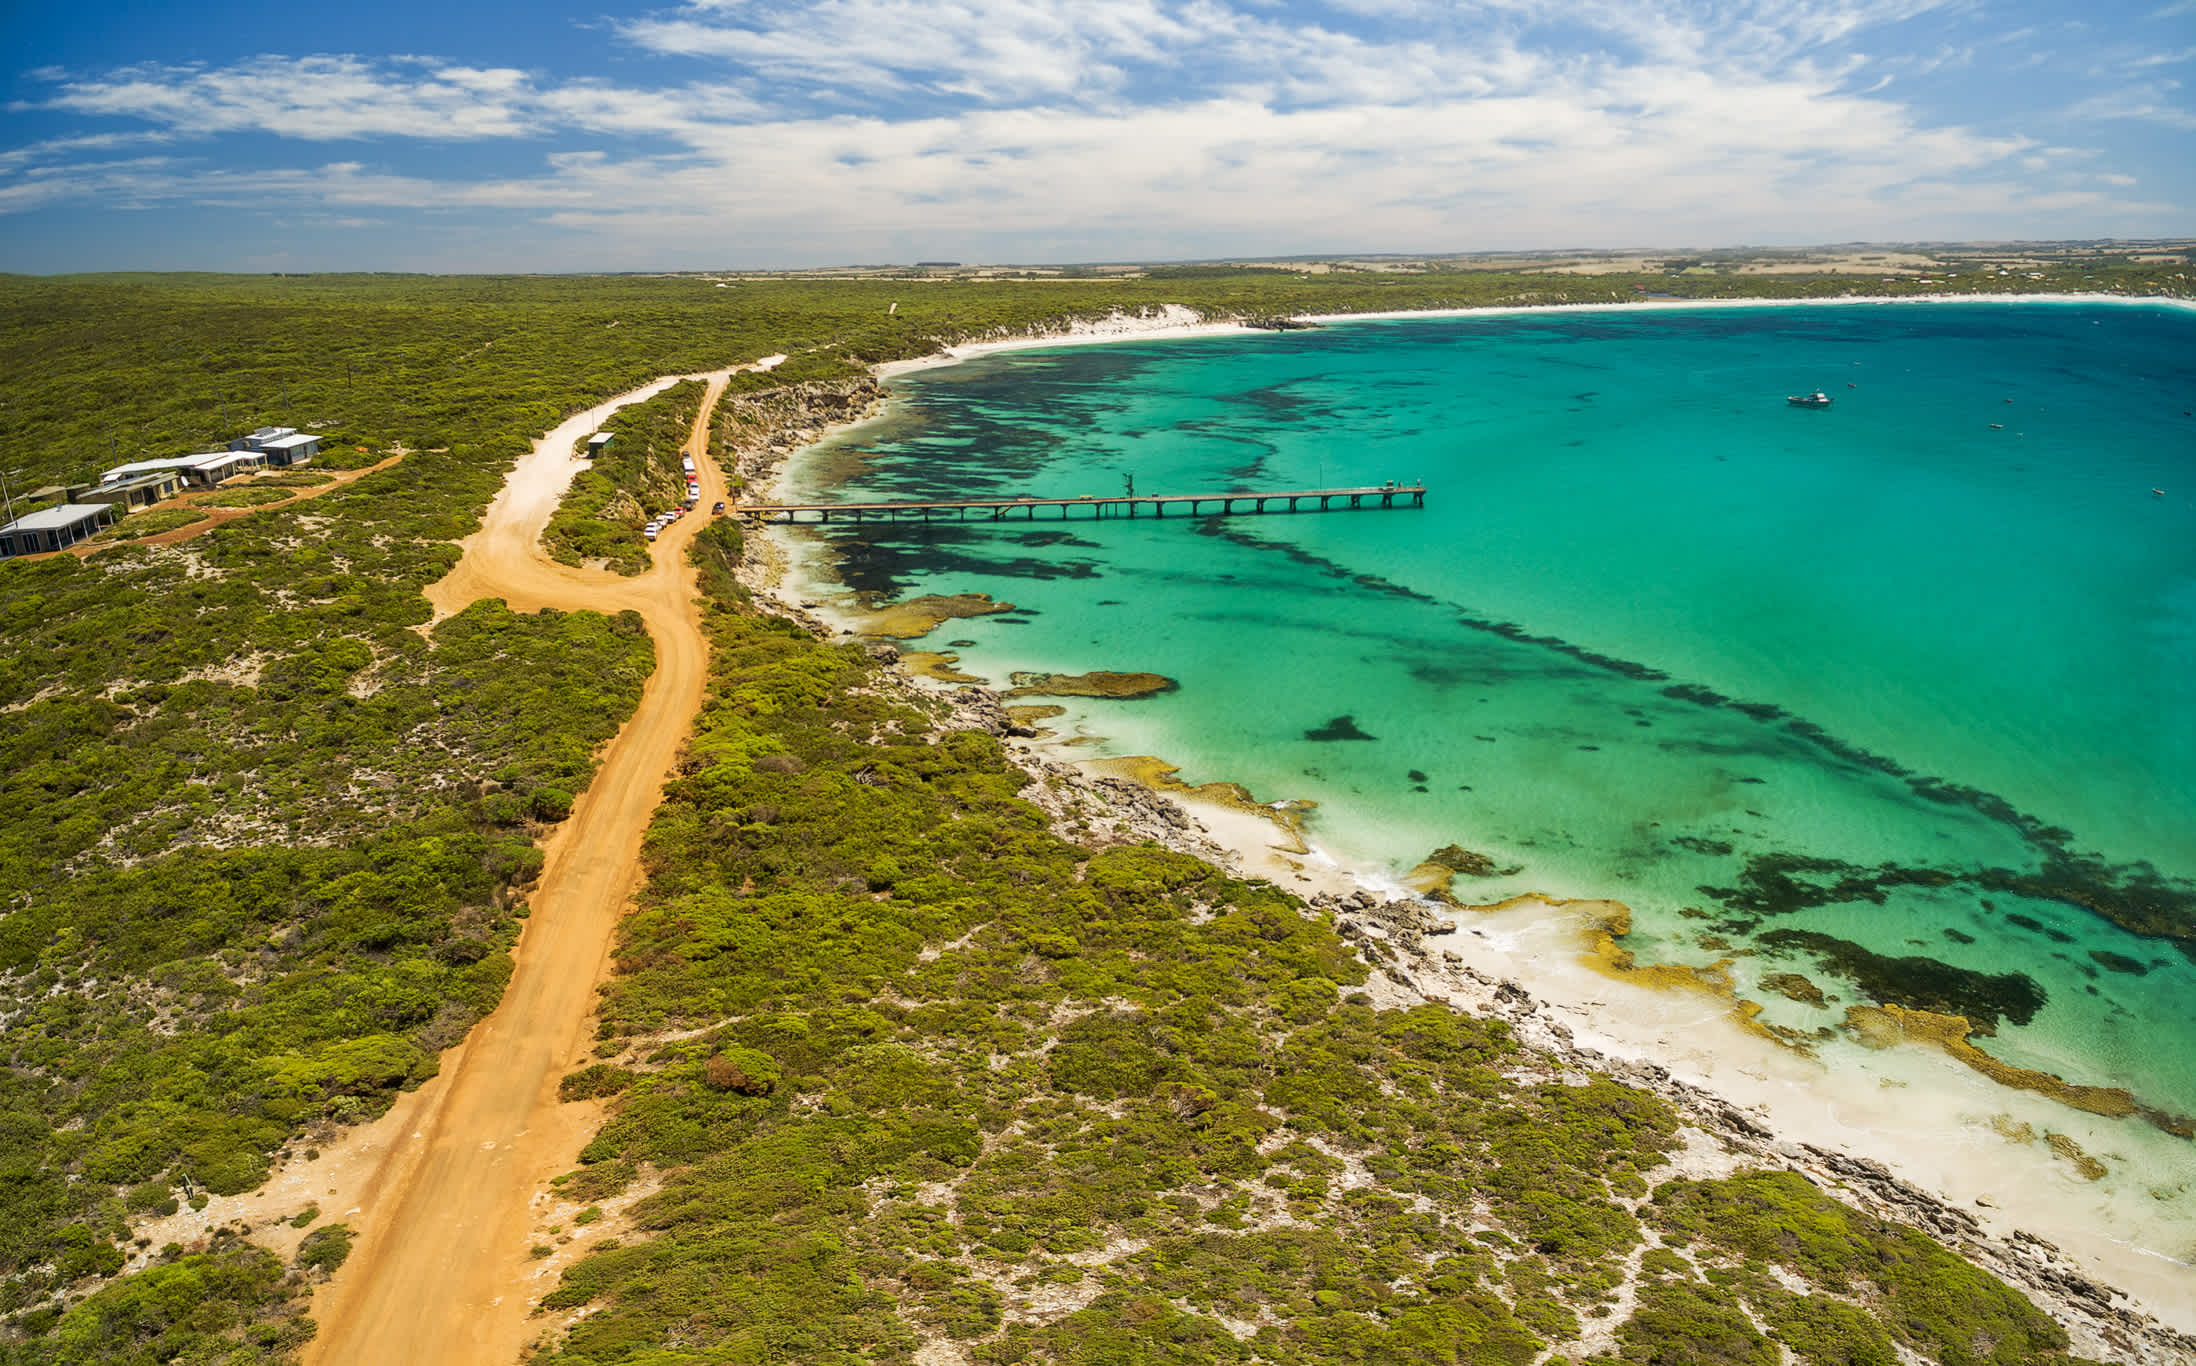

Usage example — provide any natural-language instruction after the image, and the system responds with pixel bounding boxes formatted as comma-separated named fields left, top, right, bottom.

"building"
left=255, top=433, right=320, bottom=466
left=0, top=503, right=118, bottom=557
left=77, top=469, right=185, bottom=510
left=231, top=427, right=321, bottom=465
left=586, top=432, right=615, bottom=456
left=102, top=450, right=265, bottom=489
left=232, top=426, right=293, bottom=451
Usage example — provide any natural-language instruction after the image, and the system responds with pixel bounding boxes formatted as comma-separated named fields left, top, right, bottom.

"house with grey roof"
left=232, top=427, right=321, bottom=465
left=0, top=503, right=118, bottom=558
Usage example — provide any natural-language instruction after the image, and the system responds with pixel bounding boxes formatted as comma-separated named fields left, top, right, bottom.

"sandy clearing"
left=298, top=363, right=753, bottom=1366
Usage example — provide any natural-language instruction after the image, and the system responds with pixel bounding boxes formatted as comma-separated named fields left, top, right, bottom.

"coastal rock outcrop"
left=1004, top=670, right=1178, bottom=700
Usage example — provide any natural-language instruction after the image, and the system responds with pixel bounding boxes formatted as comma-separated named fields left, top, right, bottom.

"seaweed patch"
left=1759, top=928, right=2045, bottom=1033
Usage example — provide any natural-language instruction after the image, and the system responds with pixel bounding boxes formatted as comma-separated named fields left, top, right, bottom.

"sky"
left=0, top=0, right=2190, bottom=272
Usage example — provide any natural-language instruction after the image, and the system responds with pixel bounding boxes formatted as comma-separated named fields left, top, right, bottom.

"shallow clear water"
left=788, top=300, right=2196, bottom=1143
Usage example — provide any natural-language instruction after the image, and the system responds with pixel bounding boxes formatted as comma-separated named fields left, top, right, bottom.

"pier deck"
left=736, top=483, right=1427, bottom=524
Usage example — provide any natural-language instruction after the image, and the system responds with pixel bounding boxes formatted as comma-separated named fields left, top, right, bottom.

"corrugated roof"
left=3, top=503, right=112, bottom=533
left=259, top=433, right=319, bottom=449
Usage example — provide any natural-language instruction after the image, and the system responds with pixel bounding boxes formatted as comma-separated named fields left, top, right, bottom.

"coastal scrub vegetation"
left=0, top=267, right=2169, bottom=1361
left=526, top=531, right=2103, bottom=1366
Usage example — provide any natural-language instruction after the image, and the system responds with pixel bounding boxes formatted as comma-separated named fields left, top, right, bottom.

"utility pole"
left=1, top=467, right=24, bottom=524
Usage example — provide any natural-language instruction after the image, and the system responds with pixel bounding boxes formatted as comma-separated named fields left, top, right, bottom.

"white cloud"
left=0, top=0, right=2181, bottom=265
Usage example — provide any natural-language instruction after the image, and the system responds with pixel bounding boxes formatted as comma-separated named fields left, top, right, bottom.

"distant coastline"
left=875, top=289, right=2196, bottom=379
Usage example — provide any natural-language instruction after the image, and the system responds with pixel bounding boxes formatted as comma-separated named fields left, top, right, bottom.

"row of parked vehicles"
left=641, top=457, right=724, bottom=541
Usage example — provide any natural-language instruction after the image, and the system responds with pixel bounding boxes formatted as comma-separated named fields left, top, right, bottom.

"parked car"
left=712, top=501, right=727, bottom=515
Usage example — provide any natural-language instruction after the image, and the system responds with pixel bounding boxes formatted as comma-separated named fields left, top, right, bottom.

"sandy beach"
left=740, top=292, right=2196, bottom=1353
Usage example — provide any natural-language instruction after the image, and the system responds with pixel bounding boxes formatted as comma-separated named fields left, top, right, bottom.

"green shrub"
left=560, top=1064, right=637, bottom=1102
left=294, top=1224, right=354, bottom=1275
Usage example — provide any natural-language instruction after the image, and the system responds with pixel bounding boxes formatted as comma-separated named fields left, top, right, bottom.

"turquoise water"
left=790, top=301, right=2196, bottom=1130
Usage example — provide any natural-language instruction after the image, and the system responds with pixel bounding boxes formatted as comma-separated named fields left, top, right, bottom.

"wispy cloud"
left=2066, top=80, right=2196, bottom=130
left=32, top=56, right=548, bottom=140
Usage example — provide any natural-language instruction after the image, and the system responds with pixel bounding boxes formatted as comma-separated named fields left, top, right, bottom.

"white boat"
left=1786, top=391, right=1832, bottom=409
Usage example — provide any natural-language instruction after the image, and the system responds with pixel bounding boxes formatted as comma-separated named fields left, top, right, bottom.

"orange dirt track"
left=303, top=369, right=741, bottom=1366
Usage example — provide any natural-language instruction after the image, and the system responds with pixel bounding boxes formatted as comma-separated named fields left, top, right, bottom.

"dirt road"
left=303, top=366, right=750, bottom=1366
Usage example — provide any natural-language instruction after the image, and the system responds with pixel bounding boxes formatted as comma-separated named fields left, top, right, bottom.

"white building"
left=102, top=450, right=265, bottom=489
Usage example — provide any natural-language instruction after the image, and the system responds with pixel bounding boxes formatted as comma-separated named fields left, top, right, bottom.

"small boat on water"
left=1787, top=391, right=1832, bottom=408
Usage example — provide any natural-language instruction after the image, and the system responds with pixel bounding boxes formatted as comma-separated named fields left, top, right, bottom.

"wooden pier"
left=736, top=482, right=1427, bottom=525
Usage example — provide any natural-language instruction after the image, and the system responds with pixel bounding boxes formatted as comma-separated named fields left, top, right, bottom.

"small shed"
left=586, top=433, right=615, bottom=455
left=0, top=503, right=118, bottom=557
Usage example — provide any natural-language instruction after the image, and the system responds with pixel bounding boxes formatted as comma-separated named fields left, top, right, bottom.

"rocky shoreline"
left=959, top=692, right=2196, bottom=1365
left=723, top=371, right=2196, bottom=1366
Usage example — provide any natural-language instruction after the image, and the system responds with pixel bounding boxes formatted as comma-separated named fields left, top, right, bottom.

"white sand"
left=866, top=293, right=2194, bottom=382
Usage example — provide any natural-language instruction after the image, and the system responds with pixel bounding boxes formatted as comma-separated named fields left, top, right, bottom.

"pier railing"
left=735, top=483, right=1428, bottom=524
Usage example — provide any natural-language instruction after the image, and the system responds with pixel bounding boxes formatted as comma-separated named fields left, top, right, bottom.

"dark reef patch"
left=2088, top=950, right=2149, bottom=976
left=2005, top=913, right=2075, bottom=945
left=1759, top=929, right=2046, bottom=1033
left=1695, top=849, right=2196, bottom=957
left=825, top=528, right=1101, bottom=597
left=1305, top=715, right=1378, bottom=742
left=1672, top=836, right=1735, bottom=857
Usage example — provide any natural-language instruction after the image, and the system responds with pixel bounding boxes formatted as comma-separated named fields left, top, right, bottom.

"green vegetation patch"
left=87, top=507, right=211, bottom=542
left=4, top=1244, right=312, bottom=1365
left=1651, top=1172, right=2086, bottom=1366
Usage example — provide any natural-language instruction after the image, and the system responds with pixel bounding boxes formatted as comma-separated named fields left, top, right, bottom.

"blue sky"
left=1, top=0, right=2189, bottom=272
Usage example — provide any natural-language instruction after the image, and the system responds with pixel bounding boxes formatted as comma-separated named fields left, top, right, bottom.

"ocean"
left=777, top=299, right=2196, bottom=1285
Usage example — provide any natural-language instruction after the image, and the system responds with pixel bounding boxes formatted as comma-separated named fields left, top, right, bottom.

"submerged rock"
left=1761, top=972, right=1828, bottom=1007
left=856, top=592, right=1017, bottom=639
left=1005, top=670, right=1178, bottom=699
left=1304, top=714, right=1377, bottom=741
left=1426, top=844, right=1503, bottom=876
